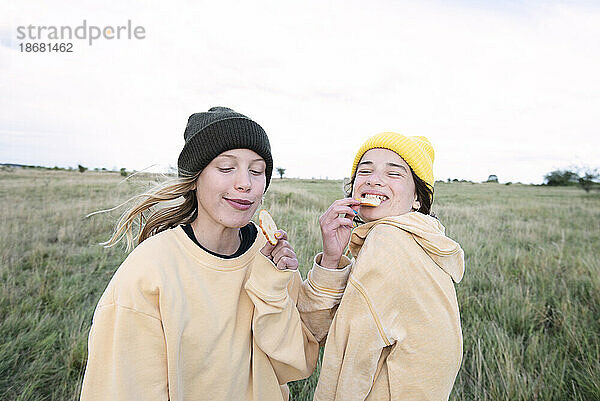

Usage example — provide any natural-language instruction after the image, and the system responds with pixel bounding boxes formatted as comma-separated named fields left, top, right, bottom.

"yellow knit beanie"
left=350, top=132, right=435, bottom=188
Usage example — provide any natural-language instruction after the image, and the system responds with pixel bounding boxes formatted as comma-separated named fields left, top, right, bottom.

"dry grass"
left=1, top=169, right=599, bottom=400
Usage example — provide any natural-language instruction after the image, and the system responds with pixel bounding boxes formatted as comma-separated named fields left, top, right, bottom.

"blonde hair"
left=95, top=172, right=201, bottom=252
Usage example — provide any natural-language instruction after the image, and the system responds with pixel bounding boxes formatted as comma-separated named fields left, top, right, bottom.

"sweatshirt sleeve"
left=315, top=224, right=463, bottom=401
left=297, top=253, right=352, bottom=344
left=80, top=302, right=168, bottom=401
left=244, top=253, right=320, bottom=384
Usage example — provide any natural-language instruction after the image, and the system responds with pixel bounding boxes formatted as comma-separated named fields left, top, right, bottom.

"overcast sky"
left=1, top=0, right=599, bottom=183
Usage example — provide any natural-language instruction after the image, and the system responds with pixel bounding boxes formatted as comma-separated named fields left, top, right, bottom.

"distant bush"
left=120, top=168, right=128, bottom=177
left=78, top=165, right=87, bottom=173
left=544, top=167, right=599, bottom=192
left=544, top=169, right=578, bottom=186
left=486, top=174, right=499, bottom=183
left=578, top=169, right=600, bottom=193
left=446, top=178, right=474, bottom=183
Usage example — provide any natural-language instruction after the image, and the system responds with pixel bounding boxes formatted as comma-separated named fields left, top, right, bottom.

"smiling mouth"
left=361, top=193, right=388, bottom=202
left=224, top=197, right=254, bottom=210
left=226, top=198, right=252, bottom=205
left=359, top=193, right=388, bottom=207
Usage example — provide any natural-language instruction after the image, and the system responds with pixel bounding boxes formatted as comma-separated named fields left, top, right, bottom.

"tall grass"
left=1, top=169, right=598, bottom=400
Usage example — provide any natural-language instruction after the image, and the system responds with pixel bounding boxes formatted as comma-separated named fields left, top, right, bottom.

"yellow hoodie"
left=80, top=225, right=349, bottom=401
left=314, top=212, right=465, bottom=401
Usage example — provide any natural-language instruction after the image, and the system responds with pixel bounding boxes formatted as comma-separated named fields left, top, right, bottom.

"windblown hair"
left=93, top=172, right=201, bottom=252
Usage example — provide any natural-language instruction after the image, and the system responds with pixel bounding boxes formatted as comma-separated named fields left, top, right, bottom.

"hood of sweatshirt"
left=349, top=212, right=465, bottom=283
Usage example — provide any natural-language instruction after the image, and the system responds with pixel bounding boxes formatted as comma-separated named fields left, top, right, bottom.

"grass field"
left=1, top=168, right=599, bottom=400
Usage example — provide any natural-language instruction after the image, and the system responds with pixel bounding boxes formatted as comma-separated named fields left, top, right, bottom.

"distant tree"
left=544, top=169, right=578, bottom=186
left=276, top=167, right=286, bottom=179
left=78, top=164, right=87, bottom=173
left=577, top=168, right=599, bottom=192
left=120, top=168, right=128, bottom=177
left=486, top=174, right=498, bottom=183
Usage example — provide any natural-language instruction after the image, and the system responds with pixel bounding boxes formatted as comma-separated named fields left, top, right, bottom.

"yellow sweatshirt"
left=80, top=224, right=347, bottom=401
left=314, top=212, right=465, bottom=401
left=297, top=254, right=353, bottom=345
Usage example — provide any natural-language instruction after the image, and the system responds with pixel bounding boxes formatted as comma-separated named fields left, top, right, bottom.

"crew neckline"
left=173, top=224, right=266, bottom=271
left=181, top=223, right=257, bottom=259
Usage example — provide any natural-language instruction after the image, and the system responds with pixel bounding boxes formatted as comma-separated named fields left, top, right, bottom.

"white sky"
left=1, top=0, right=599, bottom=184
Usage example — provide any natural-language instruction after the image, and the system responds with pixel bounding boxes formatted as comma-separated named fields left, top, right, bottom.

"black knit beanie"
left=177, top=107, right=273, bottom=190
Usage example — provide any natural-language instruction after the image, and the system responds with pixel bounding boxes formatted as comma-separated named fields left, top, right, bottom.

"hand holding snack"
left=319, top=198, right=360, bottom=269
left=259, top=210, right=299, bottom=271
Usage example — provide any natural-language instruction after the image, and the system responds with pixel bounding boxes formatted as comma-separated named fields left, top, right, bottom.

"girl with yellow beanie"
left=306, top=132, right=466, bottom=400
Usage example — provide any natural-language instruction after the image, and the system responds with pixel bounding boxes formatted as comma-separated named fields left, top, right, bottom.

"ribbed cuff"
left=307, top=253, right=353, bottom=298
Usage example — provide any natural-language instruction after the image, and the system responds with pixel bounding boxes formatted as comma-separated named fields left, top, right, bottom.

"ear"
left=412, top=195, right=420, bottom=211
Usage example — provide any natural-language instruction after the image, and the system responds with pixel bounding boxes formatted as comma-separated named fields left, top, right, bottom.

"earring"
left=413, top=202, right=420, bottom=211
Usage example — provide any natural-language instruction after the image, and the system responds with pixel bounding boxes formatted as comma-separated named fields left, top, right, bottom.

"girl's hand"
left=261, top=230, right=299, bottom=270
left=319, top=198, right=360, bottom=269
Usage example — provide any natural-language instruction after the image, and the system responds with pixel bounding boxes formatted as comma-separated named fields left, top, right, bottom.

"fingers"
left=261, top=230, right=299, bottom=270
left=277, top=256, right=298, bottom=270
left=319, top=200, right=358, bottom=237
left=270, top=230, right=288, bottom=254
left=272, top=242, right=296, bottom=263
left=321, top=198, right=359, bottom=217
left=319, top=198, right=359, bottom=219
left=333, top=197, right=361, bottom=206
left=320, top=206, right=358, bottom=226
left=273, top=244, right=298, bottom=270
left=274, top=230, right=286, bottom=241
left=260, top=230, right=285, bottom=257
left=329, top=217, right=354, bottom=230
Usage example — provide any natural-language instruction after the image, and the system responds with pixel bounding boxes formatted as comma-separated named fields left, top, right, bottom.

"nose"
left=365, top=172, right=384, bottom=187
left=235, top=170, right=252, bottom=192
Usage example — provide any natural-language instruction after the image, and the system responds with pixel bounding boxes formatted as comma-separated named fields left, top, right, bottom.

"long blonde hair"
left=95, top=172, right=201, bottom=252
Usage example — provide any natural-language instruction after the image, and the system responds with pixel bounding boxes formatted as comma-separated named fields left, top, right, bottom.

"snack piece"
left=359, top=194, right=382, bottom=207
left=259, top=209, right=279, bottom=245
